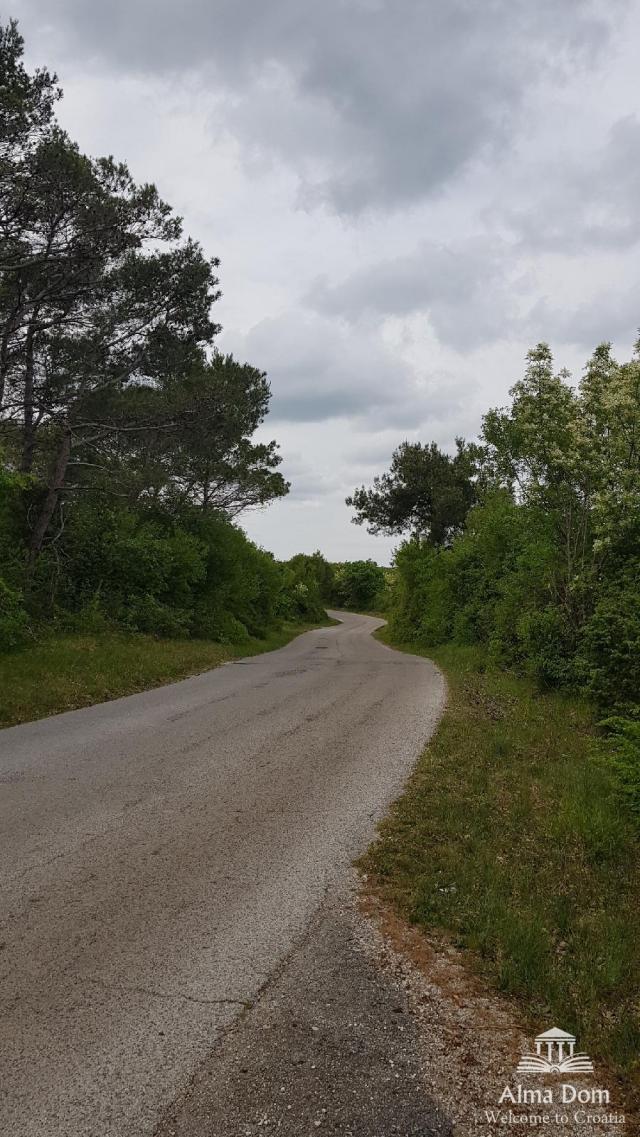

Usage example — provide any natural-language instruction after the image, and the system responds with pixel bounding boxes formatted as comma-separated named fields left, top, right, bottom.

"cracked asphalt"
left=155, top=884, right=453, bottom=1137
left=0, top=612, right=444, bottom=1137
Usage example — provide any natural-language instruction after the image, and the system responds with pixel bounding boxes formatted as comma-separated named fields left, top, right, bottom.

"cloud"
left=344, top=438, right=397, bottom=470
left=235, top=306, right=482, bottom=438
left=236, top=310, right=417, bottom=424
left=307, top=239, right=525, bottom=348
left=504, top=114, right=640, bottom=253
left=271, top=451, right=343, bottom=503
left=528, top=282, right=640, bottom=349
left=13, top=0, right=640, bottom=561
left=18, top=0, right=615, bottom=216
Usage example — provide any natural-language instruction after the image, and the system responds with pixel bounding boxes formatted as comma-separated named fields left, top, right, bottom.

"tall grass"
left=363, top=636, right=640, bottom=1085
left=0, top=621, right=326, bottom=728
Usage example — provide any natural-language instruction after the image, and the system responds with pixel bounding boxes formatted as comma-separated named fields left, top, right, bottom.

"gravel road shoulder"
left=155, top=876, right=453, bottom=1137
left=155, top=874, right=628, bottom=1137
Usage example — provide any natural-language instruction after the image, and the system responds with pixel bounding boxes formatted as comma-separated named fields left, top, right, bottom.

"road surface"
left=0, top=612, right=444, bottom=1137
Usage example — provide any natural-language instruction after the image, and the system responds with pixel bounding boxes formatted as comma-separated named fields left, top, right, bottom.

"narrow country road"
left=0, top=612, right=444, bottom=1137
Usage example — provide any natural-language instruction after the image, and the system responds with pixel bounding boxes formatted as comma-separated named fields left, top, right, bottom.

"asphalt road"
left=0, top=612, right=444, bottom=1137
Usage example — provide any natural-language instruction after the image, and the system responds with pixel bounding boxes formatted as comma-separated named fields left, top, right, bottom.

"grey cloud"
left=343, top=439, right=396, bottom=469
left=528, top=285, right=640, bottom=349
left=18, top=0, right=616, bottom=215
left=505, top=115, right=640, bottom=252
left=237, top=311, right=415, bottom=424
left=277, top=456, right=342, bottom=502
left=235, top=310, right=473, bottom=434
left=307, top=239, right=523, bottom=348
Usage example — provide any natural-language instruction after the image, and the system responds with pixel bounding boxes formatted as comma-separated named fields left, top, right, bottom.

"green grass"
left=0, top=620, right=329, bottom=729
left=363, top=631, right=640, bottom=1090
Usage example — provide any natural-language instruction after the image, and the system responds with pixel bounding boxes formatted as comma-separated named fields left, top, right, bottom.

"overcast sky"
left=14, top=0, right=640, bottom=563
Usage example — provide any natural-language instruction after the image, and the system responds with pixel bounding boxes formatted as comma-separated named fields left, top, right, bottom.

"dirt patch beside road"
left=156, top=879, right=631, bottom=1137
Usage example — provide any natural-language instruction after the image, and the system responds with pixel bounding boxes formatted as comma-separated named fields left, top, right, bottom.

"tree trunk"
left=28, top=424, right=72, bottom=567
left=21, top=317, right=37, bottom=472
left=0, top=299, right=20, bottom=410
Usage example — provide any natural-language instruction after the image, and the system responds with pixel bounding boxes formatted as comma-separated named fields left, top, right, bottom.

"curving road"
left=0, top=612, right=444, bottom=1137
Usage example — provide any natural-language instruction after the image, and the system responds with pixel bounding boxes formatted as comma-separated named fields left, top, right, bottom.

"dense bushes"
left=360, top=341, right=640, bottom=809
left=272, top=553, right=389, bottom=620
left=382, top=342, right=640, bottom=708
left=576, top=569, right=640, bottom=710
left=332, top=559, right=387, bottom=611
left=0, top=475, right=395, bottom=652
left=0, top=488, right=334, bottom=648
left=595, top=716, right=640, bottom=817
left=0, top=578, right=30, bottom=648
left=280, top=552, right=335, bottom=623
left=389, top=492, right=575, bottom=685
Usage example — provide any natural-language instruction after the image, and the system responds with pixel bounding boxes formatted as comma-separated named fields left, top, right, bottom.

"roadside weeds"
left=357, top=886, right=632, bottom=1136
left=0, top=618, right=334, bottom=728
left=361, top=630, right=640, bottom=1123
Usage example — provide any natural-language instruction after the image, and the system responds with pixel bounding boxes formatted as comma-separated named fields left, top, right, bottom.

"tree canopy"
left=0, top=21, right=287, bottom=573
left=381, top=340, right=640, bottom=714
left=0, top=22, right=295, bottom=646
left=346, top=439, right=478, bottom=545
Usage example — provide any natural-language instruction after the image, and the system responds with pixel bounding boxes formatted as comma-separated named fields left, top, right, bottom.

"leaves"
left=347, top=438, right=479, bottom=544
left=0, top=23, right=288, bottom=574
left=380, top=339, right=640, bottom=709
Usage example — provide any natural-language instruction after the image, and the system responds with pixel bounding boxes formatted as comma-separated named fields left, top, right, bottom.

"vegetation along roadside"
left=0, top=619, right=336, bottom=730
left=0, top=29, right=390, bottom=731
left=347, top=334, right=640, bottom=1106
left=361, top=628, right=640, bottom=1108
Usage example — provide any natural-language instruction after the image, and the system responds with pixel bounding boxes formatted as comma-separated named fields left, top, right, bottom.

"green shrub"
left=387, top=540, right=442, bottom=643
left=516, top=606, right=576, bottom=686
left=192, top=606, right=250, bottom=644
left=595, top=715, right=640, bottom=818
left=123, top=595, right=192, bottom=638
left=286, top=552, right=335, bottom=604
left=17, top=499, right=299, bottom=644
left=577, top=574, right=640, bottom=710
left=332, top=558, right=386, bottom=613
left=59, top=593, right=112, bottom=634
left=0, top=465, right=31, bottom=573
left=0, top=578, right=31, bottom=649
left=389, top=492, right=582, bottom=689
left=278, top=574, right=326, bottom=623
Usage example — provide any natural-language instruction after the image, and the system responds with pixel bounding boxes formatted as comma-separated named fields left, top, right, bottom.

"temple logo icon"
left=516, top=1027, right=594, bottom=1074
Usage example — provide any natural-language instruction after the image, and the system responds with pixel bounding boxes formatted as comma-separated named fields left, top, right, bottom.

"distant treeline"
left=284, top=553, right=388, bottom=614
left=349, top=341, right=640, bottom=809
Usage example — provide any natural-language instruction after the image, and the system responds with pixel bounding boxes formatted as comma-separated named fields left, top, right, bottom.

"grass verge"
left=362, top=630, right=640, bottom=1093
left=0, top=620, right=330, bottom=729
